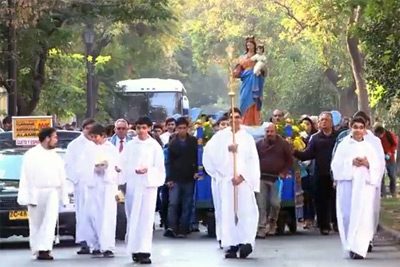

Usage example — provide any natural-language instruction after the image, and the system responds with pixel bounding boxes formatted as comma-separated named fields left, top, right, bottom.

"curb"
left=378, top=224, right=400, bottom=242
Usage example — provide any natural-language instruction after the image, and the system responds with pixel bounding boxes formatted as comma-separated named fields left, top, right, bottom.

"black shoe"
left=350, top=251, right=364, bottom=260
left=77, top=247, right=91, bottom=255
left=225, top=246, right=238, bottom=259
left=164, top=228, right=176, bottom=238
left=239, top=244, right=253, bottom=259
left=132, top=253, right=139, bottom=262
left=91, top=249, right=102, bottom=257
left=368, top=242, right=373, bottom=252
left=320, top=229, right=330, bottom=235
left=103, top=250, right=114, bottom=258
left=37, top=251, right=54, bottom=260
left=138, top=253, right=152, bottom=264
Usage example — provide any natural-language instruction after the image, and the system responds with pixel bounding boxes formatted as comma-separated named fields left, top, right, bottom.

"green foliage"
left=361, top=0, right=400, bottom=105
left=1, top=0, right=398, bottom=125
left=36, top=50, right=87, bottom=119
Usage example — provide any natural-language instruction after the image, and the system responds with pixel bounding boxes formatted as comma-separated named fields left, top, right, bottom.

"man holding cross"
left=203, top=107, right=260, bottom=259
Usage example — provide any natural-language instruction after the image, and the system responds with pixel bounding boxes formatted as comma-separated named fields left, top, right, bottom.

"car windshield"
left=0, top=149, right=65, bottom=181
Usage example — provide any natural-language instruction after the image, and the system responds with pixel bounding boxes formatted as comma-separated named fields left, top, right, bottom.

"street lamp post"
left=83, top=27, right=95, bottom=118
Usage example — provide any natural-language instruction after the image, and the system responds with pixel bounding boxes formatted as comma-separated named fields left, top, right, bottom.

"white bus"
left=113, top=78, right=190, bottom=122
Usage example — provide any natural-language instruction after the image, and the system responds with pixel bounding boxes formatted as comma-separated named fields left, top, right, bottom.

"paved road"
left=1, top=228, right=399, bottom=267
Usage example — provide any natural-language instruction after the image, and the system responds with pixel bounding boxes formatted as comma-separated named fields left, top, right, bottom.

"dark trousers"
left=167, top=181, right=194, bottom=234
left=314, top=175, right=335, bottom=230
left=159, top=185, right=169, bottom=229
left=301, top=175, right=315, bottom=221
left=382, top=163, right=397, bottom=195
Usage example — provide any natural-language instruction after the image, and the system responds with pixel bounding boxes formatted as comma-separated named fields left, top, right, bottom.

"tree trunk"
left=337, top=84, right=357, bottom=117
left=7, top=0, right=18, bottom=116
left=17, top=47, right=47, bottom=115
left=347, top=6, right=371, bottom=116
left=324, top=68, right=357, bottom=117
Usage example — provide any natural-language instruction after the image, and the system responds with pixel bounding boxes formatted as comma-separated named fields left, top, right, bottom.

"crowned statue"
left=233, top=36, right=267, bottom=126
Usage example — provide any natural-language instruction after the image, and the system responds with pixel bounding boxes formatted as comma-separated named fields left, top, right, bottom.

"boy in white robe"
left=64, top=118, right=97, bottom=254
left=17, top=127, right=68, bottom=260
left=203, top=108, right=260, bottom=259
left=85, top=124, right=119, bottom=258
left=331, top=117, right=385, bottom=259
left=120, top=116, right=166, bottom=264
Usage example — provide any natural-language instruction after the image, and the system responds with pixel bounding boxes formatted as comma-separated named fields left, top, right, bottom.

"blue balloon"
left=331, top=110, right=342, bottom=126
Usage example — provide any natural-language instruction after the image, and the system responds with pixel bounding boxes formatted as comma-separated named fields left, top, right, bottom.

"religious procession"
left=1, top=35, right=398, bottom=266
left=1, top=1, right=400, bottom=266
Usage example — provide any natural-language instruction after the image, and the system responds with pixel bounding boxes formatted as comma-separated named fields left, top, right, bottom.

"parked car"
left=0, top=130, right=80, bottom=239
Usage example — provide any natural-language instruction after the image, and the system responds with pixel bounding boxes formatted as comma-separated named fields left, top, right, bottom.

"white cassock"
left=331, top=137, right=385, bottom=258
left=365, top=130, right=386, bottom=233
left=85, top=141, right=119, bottom=251
left=203, top=127, right=260, bottom=248
left=160, top=132, right=171, bottom=147
left=17, top=145, right=68, bottom=254
left=65, top=134, right=97, bottom=243
left=120, top=136, right=165, bottom=254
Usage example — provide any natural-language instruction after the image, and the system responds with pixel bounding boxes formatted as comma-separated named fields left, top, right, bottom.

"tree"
left=0, top=0, right=59, bottom=115
left=361, top=0, right=400, bottom=107
left=0, top=0, right=173, bottom=116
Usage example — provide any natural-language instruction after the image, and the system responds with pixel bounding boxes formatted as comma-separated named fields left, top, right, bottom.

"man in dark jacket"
left=294, top=111, right=337, bottom=235
left=256, top=122, right=293, bottom=237
left=164, top=117, right=198, bottom=237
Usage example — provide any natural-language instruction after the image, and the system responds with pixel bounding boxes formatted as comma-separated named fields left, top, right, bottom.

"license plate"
left=9, top=210, right=28, bottom=220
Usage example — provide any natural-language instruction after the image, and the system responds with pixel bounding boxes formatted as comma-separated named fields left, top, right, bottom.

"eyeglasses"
left=116, top=127, right=127, bottom=130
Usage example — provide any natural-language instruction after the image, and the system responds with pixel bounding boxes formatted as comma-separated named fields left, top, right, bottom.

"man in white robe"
left=64, top=118, right=97, bottom=254
left=17, top=127, right=68, bottom=260
left=203, top=108, right=260, bottom=259
left=331, top=117, right=385, bottom=259
left=120, top=116, right=165, bottom=264
left=84, top=124, right=119, bottom=257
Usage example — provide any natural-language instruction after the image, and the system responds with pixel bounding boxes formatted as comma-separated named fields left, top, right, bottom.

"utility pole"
left=7, top=0, right=18, bottom=115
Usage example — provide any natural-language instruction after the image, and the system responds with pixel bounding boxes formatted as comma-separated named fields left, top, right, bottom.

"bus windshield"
left=114, top=91, right=182, bottom=122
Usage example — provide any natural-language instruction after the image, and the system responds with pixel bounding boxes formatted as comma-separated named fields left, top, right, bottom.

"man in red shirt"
left=374, top=126, right=398, bottom=198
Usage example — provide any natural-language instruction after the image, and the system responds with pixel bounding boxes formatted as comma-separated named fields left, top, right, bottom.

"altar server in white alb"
left=120, top=116, right=165, bottom=264
left=203, top=108, right=260, bottom=259
left=17, top=127, right=68, bottom=260
left=331, top=117, right=385, bottom=260
left=64, top=118, right=97, bottom=254
left=85, top=124, right=119, bottom=258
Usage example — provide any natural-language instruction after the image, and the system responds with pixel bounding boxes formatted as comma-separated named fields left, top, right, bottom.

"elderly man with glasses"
left=109, top=118, right=133, bottom=153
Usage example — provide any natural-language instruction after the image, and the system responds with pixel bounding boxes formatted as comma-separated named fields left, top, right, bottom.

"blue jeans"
left=302, top=175, right=315, bottom=221
left=167, top=181, right=194, bottom=234
left=382, top=163, right=397, bottom=195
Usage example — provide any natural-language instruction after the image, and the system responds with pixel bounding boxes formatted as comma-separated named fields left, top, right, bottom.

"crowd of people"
left=12, top=107, right=399, bottom=263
